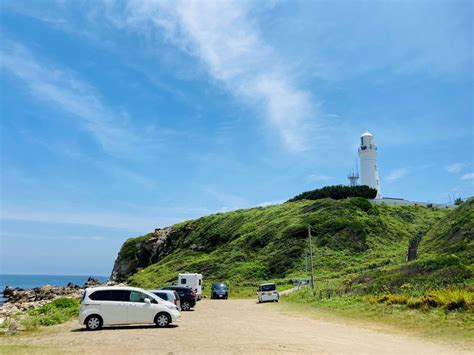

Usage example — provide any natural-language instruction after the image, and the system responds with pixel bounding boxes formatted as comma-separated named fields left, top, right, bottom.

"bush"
left=288, top=185, right=377, bottom=202
left=23, top=298, right=80, bottom=329
left=349, top=197, right=373, bottom=212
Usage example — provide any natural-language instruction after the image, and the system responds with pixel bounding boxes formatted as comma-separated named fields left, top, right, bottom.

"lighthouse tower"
left=358, top=132, right=381, bottom=199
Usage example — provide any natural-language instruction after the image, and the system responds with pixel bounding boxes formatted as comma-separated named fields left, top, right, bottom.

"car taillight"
left=174, top=299, right=177, bottom=305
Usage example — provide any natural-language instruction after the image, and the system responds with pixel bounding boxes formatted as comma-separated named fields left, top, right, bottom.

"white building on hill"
left=358, top=132, right=381, bottom=199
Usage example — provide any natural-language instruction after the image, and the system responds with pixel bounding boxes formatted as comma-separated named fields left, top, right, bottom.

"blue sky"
left=1, top=0, right=473, bottom=276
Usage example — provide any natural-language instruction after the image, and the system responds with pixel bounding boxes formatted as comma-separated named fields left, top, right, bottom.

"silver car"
left=149, top=289, right=181, bottom=311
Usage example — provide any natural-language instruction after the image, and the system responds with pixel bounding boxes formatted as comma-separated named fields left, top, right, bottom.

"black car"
left=161, top=286, right=196, bottom=311
left=211, top=283, right=228, bottom=299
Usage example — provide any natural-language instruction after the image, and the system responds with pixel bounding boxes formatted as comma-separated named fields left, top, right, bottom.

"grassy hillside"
left=113, top=197, right=464, bottom=291
left=346, top=198, right=474, bottom=294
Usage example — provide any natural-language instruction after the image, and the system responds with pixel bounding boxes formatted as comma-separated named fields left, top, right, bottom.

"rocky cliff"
left=111, top=227, right=177, bottom=281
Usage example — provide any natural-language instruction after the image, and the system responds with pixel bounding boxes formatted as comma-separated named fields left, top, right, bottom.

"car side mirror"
left=144, top=298, right=151, bottom=304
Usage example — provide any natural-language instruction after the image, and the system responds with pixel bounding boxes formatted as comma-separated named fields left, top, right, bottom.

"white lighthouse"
left=358, top=132, right=381, bottom=199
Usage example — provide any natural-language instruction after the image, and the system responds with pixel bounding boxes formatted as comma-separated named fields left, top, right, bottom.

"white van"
left=178, top=273, right=203, bottom=299
left=79, top=286, right=180, bottom=330
left=257, top=283, right=279, bottom=303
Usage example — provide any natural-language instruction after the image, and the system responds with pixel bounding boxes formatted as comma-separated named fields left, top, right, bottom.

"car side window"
left=89, top=290, right=110, bottom=301
left=155, top=292, right=168, bottom=301
left=130, top=291, right=147, bottom=303
left=110, top=290, right=130, bottom=302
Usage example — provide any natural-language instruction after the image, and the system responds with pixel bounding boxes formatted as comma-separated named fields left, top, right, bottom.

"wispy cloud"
left=307, top=174, right=331, bottom=182
left=110, top=0, right=319, bottom=151
left=460, top=173, right=474, bottom=181
left=1, top=232, right=105, bottom=242
left=385, top=168, right=409, bottom=183
left=445, top=163, right=465, bottom=173
left=202, top=186, right=250, bottom=212
left=0, top=206, right=181, bottom=232
left=0, top=40, right=149, bottom=156
left=257, top=200, right=285, bottom=207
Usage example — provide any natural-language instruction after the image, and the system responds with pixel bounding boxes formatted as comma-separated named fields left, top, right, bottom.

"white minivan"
left=79, top=286, right=180, bottom=330
left=257, top=283, right=279, bottom=303
left=178, top=273, right=203, bottom=300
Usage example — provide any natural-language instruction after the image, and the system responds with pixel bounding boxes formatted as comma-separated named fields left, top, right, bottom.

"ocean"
left=0, top=274, right=109, bottom=304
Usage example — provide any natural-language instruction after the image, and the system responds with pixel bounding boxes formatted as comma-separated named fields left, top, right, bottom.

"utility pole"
left=305, top=253, right=308, bottom=286
left=308, top=225, right=315, bottom=290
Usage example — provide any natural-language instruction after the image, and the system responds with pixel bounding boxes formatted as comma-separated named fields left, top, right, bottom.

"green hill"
left=347, top=198, right=473, bottom=293
left=111, top=197, right=472, bottom=292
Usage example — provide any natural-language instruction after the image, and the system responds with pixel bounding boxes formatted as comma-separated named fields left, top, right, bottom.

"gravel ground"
left=0, top=299, right=467, bottom=354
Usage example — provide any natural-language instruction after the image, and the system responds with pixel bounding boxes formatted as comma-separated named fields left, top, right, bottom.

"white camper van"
left=178, top=273, right=202, bottom=300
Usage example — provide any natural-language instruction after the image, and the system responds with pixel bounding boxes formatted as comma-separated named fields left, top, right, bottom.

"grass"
left=283, top=288, right=474, bottom=345
left=16, top=298, right=80, bottom=331
left=119, top=198, right=452, bottom=290
left=0, top=344, right=52, bottom=354
left=365, top=288, right=474, bottom=311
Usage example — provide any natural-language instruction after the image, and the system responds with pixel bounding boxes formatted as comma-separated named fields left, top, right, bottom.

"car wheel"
left=181, top=301, right=191, bottom=311
left=85, top=315, right=103, bottom=331
left=155, top=312, right=171, bottom=328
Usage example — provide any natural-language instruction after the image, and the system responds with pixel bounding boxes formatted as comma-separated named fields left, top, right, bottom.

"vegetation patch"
left=118, top=198, right=462, bottom=291
left=364, top=288, right=474, bottom=311
left=21, top=298, right=80, bottom=330
left=288, top=185, right=377, bottom=202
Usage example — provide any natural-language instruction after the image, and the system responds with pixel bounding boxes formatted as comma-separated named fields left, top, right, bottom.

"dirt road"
left=0, top=299, right=467, bottom=354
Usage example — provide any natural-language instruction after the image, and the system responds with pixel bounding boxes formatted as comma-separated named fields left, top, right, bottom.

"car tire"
left=181, top=301, right=191, bottom=311
left=85, top=315, right=103, bottom=331
left=155, top=312, right=171, bottom=328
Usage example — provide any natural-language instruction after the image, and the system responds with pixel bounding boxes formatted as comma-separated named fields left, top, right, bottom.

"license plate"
left=267, top=292, right=272, bottom=295
left=219, top=295, right=223, bottom=298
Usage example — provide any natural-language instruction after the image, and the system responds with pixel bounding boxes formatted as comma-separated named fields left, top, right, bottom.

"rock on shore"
left=0, top=277, right=105, bottom=320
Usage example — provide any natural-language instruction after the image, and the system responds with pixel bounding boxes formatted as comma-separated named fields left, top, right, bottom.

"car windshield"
left=212, top=283, right=227, bottom=290
left=260, top=284, right=276, bottom=292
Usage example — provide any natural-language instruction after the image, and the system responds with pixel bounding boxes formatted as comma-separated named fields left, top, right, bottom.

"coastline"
left=0, top=274, right=108, bottom=305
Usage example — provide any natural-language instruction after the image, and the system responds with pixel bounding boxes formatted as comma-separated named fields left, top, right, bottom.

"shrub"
left=23, top=298, right=80, bottom=329
left=349, top=197, right=373, bottom=212
left=288, top=185, right=377, bottom=202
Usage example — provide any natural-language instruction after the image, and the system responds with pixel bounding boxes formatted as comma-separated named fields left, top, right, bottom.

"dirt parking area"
left=0, top=299, right=467, bottom=354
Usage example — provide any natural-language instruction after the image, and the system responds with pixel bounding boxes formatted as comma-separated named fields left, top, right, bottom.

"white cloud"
left=113, top=0, right=319, bottom=151
left=0, top=40, right=147, bottom=156
left=308, top=174, right=331, bottom=182
left=460, top=173, right=474, bottom=181
left=445, top=163, right=465, bottom=173
left=1, top=232, right=105, bottom=241
left=0, top=206, right=182, bottom=232
left=385, top=168, right=409, bottom=183
left=257, top=200, right=285, bottom=207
